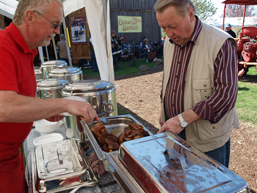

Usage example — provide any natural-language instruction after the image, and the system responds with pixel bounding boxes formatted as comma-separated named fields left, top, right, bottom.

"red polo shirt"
left=0, top=23, right=38, bottom=143
left=0, top=23, right=38, bottom=193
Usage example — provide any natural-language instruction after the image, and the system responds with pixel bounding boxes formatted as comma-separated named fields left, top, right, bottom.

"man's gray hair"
left=154, top=0, right=195, bottom=17
left=13, top=0, right=63, bottom=25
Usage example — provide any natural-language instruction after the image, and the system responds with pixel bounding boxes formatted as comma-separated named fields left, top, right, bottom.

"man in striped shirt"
left=155, top=0, right=239, bottom=167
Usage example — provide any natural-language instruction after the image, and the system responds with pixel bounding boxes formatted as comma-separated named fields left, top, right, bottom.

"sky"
left=210, top=0, right=225, bottom=17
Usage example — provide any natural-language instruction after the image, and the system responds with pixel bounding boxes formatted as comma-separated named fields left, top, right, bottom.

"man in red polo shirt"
left=0, top=0, right=99, bottom=192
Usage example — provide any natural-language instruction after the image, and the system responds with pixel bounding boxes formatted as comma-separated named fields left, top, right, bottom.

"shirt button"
left=203, top=84, right=207, bottom=87
left=212, top=126, right=215, bottom=129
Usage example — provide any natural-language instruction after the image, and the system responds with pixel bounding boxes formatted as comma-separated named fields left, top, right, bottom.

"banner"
left=118, top=16, right=142, bottom=33
left=70, top=17, right=86, bottom=44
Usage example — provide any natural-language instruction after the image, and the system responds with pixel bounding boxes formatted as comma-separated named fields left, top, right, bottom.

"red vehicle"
left=222, top=0, right=257, bottom=76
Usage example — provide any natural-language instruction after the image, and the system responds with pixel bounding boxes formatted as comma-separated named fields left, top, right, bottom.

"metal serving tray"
left=80, top=114, right=153, bottom=161
left=32, top=139, right=98, bottom=193
left=117, top=132, right=249, bottom=193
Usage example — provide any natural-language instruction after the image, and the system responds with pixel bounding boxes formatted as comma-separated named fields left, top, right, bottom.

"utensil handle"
left=164, top=148, right=188, bottom=171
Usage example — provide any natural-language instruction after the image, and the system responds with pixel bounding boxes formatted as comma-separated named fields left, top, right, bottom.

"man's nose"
left=165, top=28, right=174, bottom=38
left=54, top=26, right=61, bottom=34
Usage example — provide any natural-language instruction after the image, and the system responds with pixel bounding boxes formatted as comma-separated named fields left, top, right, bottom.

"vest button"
left=203, top=84, right=207, bottom=87
left=212, top=126, right=215, bottom=129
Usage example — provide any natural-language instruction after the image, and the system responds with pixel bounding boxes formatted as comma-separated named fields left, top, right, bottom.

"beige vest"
left=161, top=23, right=240, bottom=152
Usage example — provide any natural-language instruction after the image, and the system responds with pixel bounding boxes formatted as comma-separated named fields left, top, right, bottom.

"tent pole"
left=222, top=4, right=226, bottom=30
left=242, top=5, right=246, bottom=28
left=45, top=46, right=49, bottom=61
left=62, top=15, right=72, bottom=66
left=38, top=47, right=44, bottom=63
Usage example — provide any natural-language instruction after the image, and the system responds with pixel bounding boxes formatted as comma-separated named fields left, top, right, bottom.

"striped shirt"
left=164, top=16, right=238, bottom=124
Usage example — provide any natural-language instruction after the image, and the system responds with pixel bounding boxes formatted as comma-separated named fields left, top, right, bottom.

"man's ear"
left=188, top=7, right=195, bottom=23
left=24, top=10, right=36, bottom=26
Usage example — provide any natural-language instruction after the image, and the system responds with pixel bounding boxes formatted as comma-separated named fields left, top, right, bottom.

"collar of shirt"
left=169, top=16, right=202, bottom=47
left=6, top=23, right=38, bottom=57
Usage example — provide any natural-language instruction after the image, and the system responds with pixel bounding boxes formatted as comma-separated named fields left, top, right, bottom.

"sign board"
left=70, top=17, right=86, bottom=44
left=118, top=16, right=142, bottom=33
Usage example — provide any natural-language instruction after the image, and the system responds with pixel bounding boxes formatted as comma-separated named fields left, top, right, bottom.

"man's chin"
left=38, top=39, right=51, bottom=47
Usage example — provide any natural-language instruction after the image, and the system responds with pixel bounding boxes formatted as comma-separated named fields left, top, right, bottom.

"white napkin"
left=61, top=96, right=85, bottom=116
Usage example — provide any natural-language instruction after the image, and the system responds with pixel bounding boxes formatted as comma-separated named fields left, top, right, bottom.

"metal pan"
left=80, top=114, right=153, bottom=161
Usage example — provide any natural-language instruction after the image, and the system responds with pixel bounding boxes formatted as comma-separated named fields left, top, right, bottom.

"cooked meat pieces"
left=89, top=152, right=98, bottom=164
left=105, top=140, right=119, bottom=151
left=91, top=123, right=105, bottom=138
left=92, top=122, right=150, bottom=152
left=88, top=152, right=105, bottom=176
left=118, top=123, right=150, bottom=144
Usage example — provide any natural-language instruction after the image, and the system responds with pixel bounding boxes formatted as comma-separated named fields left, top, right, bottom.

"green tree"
left=192, top=0, right=217, bottom=21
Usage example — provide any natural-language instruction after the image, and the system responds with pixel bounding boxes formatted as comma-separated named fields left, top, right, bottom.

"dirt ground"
left=113, top=64, right=257, bottom=192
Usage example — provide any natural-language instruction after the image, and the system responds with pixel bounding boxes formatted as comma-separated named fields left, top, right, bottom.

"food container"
left=62, top=80, right=117, bottom=140
left=34, top=66, right=43, bottom=81
left=48, top=66, right=83, bottom=83
left=37, top=79, right=69, bottom=99
left=31, top=139, right=98, bottom=193
left=80, top=115, right=152, bottom=161
left=110, top=132, right=249, bottom=193
left=40, top=60, right=67, bottom=79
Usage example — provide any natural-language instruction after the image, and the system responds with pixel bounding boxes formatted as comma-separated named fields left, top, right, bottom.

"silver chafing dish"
left=110, top=132, right=249, bottom=193
left=31, top=139, right=98, bottom=193
left=81, top=115, right=249, bottom=193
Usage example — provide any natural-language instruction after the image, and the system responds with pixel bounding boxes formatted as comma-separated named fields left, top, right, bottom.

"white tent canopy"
left=0, top=0, right=17, bottom=19
left=0, top=0, right=114, bottom=84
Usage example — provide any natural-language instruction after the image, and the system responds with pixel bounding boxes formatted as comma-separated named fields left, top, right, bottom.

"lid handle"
left=43, top=93, right=52, bottom=99
left=57, top=149, right=63, bottom=165
left=163, top=148, right=188, bottom=171
left=102, top=101, right=114, bottom=114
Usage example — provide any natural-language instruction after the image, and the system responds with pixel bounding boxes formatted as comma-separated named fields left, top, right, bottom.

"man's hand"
left=158, top=116, right=183, bottom=134
left=66, top=100, right=100, bottom=123
left=45, top=115, right=65, bottom=122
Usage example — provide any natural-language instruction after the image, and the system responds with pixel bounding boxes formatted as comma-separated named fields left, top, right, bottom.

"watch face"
left=181, top=121, right=187, bottom=128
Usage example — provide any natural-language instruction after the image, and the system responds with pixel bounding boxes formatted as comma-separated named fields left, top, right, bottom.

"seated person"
left=141, top=38, right=151, bottom=58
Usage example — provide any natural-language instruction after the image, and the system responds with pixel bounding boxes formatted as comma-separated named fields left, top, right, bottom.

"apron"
left=0, top=143, right=27, bottom=193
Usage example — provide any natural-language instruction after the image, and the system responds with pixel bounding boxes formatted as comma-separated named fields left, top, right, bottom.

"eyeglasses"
left=33, top=11, right=60, bottom=29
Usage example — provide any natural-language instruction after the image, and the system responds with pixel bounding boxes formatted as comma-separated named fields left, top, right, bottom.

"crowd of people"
left=0, top=0, right=240, bottom=192
left=110, top=31, right=164, bottom=65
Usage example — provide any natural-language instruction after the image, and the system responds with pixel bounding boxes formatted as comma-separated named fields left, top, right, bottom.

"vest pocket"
left=196, top=117, right=230, bottom=141
left=193, top=79, right=214, bottom=103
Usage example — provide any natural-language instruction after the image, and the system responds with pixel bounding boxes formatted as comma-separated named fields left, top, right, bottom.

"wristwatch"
left=178, top=114, right=188, bottom=128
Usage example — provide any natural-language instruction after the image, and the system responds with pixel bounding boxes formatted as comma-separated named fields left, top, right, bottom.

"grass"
left=236, top=66, right=257, bottom=125
left=82, top=57, right=157, bottom=78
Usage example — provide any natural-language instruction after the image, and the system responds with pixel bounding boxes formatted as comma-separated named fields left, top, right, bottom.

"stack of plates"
left=33, top=133, right=63, bottom=146
left=34, top=119, right=61, bottom=135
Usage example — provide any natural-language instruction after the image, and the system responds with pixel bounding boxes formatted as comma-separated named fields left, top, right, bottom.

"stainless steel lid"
left=118, top=132, right=249, bottom=193
left=41, top=60, right=67, bottom=67
left=37, top=79, right=69, bottom=88
left=63, top=79, right=114, bottom=93
left=49, top=67, right=82, bottom=75
left=34, top=139, right=98, bottom=192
